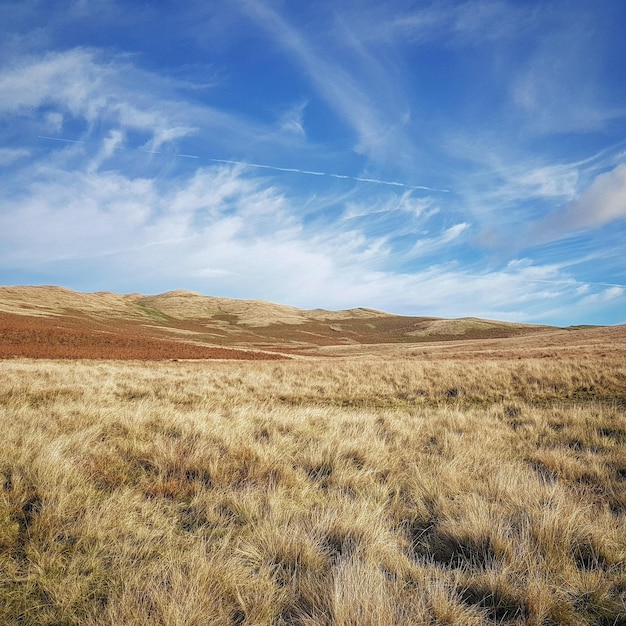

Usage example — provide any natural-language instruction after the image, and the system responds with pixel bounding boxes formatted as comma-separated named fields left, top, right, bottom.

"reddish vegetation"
left=0, top=313, right=285, bottom=360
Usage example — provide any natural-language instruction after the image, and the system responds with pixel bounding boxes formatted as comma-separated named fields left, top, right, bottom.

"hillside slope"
left=0, top=285, right=587, bottom=360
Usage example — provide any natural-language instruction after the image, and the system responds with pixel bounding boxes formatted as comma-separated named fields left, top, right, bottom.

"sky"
left=1, top=0, right=626, bottom=326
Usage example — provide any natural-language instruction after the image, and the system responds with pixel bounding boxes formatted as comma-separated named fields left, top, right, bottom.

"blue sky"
left=1, top=0, right=625, bottom=325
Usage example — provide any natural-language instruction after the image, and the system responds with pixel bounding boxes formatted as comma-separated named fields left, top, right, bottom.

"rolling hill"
left=0, top=285, right=622, bottom=360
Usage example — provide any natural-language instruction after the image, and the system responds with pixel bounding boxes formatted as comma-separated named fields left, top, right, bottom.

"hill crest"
left=2, top=285, right=616, bottom=360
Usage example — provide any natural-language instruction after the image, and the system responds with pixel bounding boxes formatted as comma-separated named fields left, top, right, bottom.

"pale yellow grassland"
left=0, top=357, right=625, bottom=625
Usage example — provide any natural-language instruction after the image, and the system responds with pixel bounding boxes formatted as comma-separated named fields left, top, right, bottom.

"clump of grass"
left=0, top=357, right=624, bottom=624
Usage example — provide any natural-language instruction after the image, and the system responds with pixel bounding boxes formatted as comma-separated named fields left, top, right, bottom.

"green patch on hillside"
left=136, top=303, right=171, bottom=323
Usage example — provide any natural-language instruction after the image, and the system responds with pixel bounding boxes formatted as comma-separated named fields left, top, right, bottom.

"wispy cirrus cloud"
left=441, top=126, right=626, bottom=255
left=345, top=0, right=533, bottom=46
left=0, top=147, right=30, bottom=165
left=361, top=0, right=626, bottom=137
left=533, top=163, right=626, bottom=242
left=559, top=164, right=626, bottom=229
left=511, top=6, right=626, bottom=135
left=277, top=100, right=308, bottom=137
left=409, top=222, right=470, bottom=258
left=0, top=47, right=304, bottom=167
left=1, top=145, right=615, bottom=323
left=236, top=0, right=414, bottom=167
left=87, top=130, right=125, bottom=173
left=0, top=49, right=187, bottom=140
left=581, top=286, right=624, bottom=306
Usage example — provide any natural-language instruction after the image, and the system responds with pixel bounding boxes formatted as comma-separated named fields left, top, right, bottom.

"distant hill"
left=0, top=285, right=617, bottom=360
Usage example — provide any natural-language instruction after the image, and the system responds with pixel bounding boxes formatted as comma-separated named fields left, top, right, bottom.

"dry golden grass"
left=0, top=286, right=388, bottom=328
left=0, top=356, right=625, bottom=625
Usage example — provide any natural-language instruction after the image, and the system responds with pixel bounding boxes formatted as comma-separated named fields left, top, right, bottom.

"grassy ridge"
left=0, top=286, right=557, bottom=356
left=1, top=358, right=625, bottom=625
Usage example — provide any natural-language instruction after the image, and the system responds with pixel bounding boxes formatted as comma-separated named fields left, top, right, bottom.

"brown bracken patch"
left=0, top=313, right=284, bottom=360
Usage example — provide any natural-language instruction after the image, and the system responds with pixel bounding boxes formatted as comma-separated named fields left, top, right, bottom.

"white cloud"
left=87, top=129, right=125, bottom=173
left=44, top=111, right=64, bottom=132
left=1, top=151, right=597, bottom=322
left=442, top=222, right=470, bottom=242
left=534, top=163, right=626, bottom=241
left=0, top=170, right=155, bottom=262
left=0, top=49, right=95, bottom=114
left=562, top=164, right=626, bottom=228
left=581, top=286, right=624, bottom=305
left=0, top=49, right=182, bottom=142
left=445, top=132, right=581, bottom=208
left=605, top=286, right=624, bottom=300
left=196, top=267, right=236, bottom=278
left=0, top=148, right=30, bottom=165
left=396, top=193, right=438, bottom=219
left=511, top=165, right=579, bottom=201
left=144, top=126, right=197, bottom=153
left=409, top=222, right=470, bottom=257
left=343, top=191, right=437, bottom=222
left=278, top=101, right=307, bottom=137
left=0, top=47, right=281, bottom=162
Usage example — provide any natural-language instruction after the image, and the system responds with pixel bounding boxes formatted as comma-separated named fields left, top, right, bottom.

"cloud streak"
left=559, top=164, right=626, bottom=228
left=0, top=147, right=30, bottom=165
left=236, top=0, right=416, bottom=166
left=533, top=163, right=626, bottom=241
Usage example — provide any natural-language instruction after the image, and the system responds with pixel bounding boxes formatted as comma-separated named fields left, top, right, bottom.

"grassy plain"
left=1, top=353, right=625, bottom=625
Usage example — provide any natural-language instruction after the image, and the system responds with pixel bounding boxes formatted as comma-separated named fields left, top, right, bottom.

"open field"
left=1, top=287, right=625, bottom=623
left=1, top=353, right=625, bottom=625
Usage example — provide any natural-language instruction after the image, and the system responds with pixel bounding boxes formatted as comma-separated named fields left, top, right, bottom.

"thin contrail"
left=207, top=158, right=325, bottom=176
left=206, top=158, right=448, bottom=192
left=37, top=135, right=449, bottom=192
left=39, top=135, right=89, bottom=145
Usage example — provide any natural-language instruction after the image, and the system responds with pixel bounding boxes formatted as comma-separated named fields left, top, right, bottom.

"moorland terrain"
left=0, top=286, right=625, bottom=625
left=0, top=285, right=623, bottom=361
